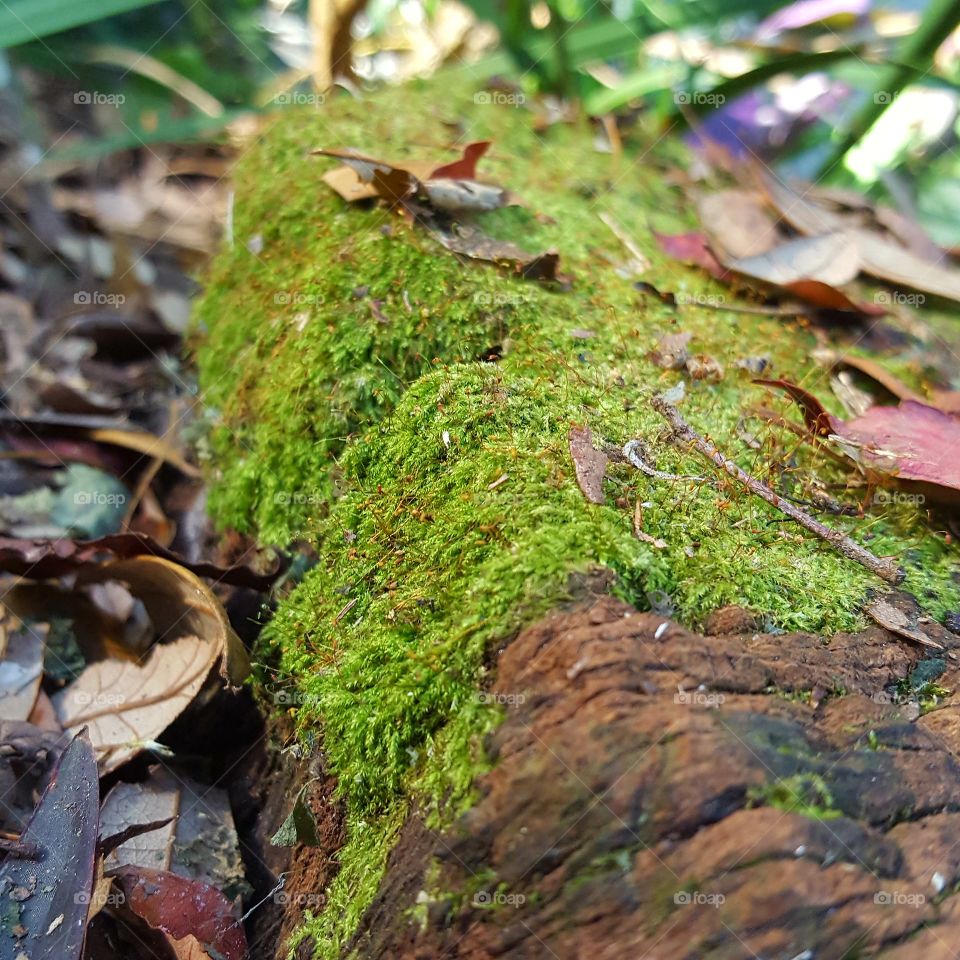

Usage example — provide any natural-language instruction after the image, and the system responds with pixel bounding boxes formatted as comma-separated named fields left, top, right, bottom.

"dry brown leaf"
left=427, top=220, right=561, bottom=281
left=76, top=555, right=249, bottom=683
left=317, top=143, right=507, bottom=212
left=695, top=189, right=781, bottom=259
left=831, top=355, right=925, bottom=404
left=88, top=427, right=199, bottom=478
left=760, top=175, right=960, bottom=303
left=866, top=596, right=944, bottom=649
left=726, top=232, right=861, bottom=288
left=874, top=205, right=943, bottom=261
left=101, top=775, right=178, bottom=873
left=568, top=426, right=608, bottom=505
left=422, top=179, right=506, bottom=212
left=101, top=767, right=245, bottom=891
left=322, top=165, right=379, bottom=203
left=853, top=229, right=960, bottom=304
left=50, top=556, right=248, bottom=772
left=52, top=635, right=216, bottom=772
left=170, top=938, right=215, bottom=960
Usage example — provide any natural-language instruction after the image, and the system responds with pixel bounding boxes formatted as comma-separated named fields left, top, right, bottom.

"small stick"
left=622, top=440, right=708, bottom=483
left=651, top=395, right=904, bottom=584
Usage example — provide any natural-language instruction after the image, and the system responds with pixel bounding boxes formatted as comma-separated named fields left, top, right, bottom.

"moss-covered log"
left=195, top=76, right=960, bottom=958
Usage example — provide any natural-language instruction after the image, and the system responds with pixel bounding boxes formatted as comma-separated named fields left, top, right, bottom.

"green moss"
left=747, top=773, right=842, bottom=820
left=194, top=76, right=960, bottom=957
left=287, top=801, right=406, bottom=959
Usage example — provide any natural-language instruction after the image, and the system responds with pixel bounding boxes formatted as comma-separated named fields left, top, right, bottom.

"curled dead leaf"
left=52, top=556, right=249, bottom=773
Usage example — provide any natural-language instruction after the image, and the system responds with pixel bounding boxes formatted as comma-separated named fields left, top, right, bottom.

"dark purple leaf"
left=0, top=730, right=98, bottom=960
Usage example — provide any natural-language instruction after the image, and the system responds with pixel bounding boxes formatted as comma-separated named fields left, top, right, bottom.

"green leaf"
left=818, top=0, right=960, bottom=174
left=585, top=63, right=686, bottom=115
left=270, top=785, right=321, bottom=847
left=0, top=0, right=164, bottom=49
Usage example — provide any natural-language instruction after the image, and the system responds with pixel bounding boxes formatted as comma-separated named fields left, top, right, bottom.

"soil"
left=232, top=715, right=347, bottom=960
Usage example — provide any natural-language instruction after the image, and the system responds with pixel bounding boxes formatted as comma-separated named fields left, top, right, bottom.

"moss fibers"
left=194, top=77, right=960, bottom=957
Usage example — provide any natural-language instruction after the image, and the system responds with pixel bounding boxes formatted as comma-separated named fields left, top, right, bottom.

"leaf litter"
left=315, top=140, right=565, bottom=282
left=655, top=169, right=960, bottom=316
left=755, top=380, right=960, bottom=506
left=0, top=133, right=275, bottom=958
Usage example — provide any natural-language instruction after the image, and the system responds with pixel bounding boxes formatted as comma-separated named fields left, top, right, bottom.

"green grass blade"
left=817, top=0, right=960, bottom=176
left=0, top=0, right=164, bottom=49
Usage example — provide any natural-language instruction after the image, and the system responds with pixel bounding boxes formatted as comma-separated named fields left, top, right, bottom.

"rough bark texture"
left=339, top=595, right=960, bottom=959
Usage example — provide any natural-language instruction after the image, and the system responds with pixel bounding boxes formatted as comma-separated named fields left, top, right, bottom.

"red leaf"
left=838, top=401, right=960, bottom=493
left=653, top=230, right=731, bottom=281
left=753, top=379, right=838, bottom=436
left=568, top=426, right=608, bottom=505
left=110, top=866, right=247, bottom=960
left=656, top=226, right=884, bottom=317
left=755, top=383, right=960, bottom=505
left=782, top=280, right=885, bottom=316
left=429, top=140, right=492, bottom=179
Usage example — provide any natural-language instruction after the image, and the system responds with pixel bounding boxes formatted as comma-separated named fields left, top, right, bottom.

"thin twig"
left=681, top=301, right=802, bottom=318
left=651, top=395, right=904, bottom=585
left=599, top=213, right=649, bottom=274
left=621, top=440, right=708, bottom=483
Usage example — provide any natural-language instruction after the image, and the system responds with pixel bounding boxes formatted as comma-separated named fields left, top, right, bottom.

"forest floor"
left=0, top=69, right=959, bottom=959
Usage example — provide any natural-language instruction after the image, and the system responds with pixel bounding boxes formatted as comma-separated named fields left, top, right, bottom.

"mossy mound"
left=194, top=76, right=959, bottom=957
